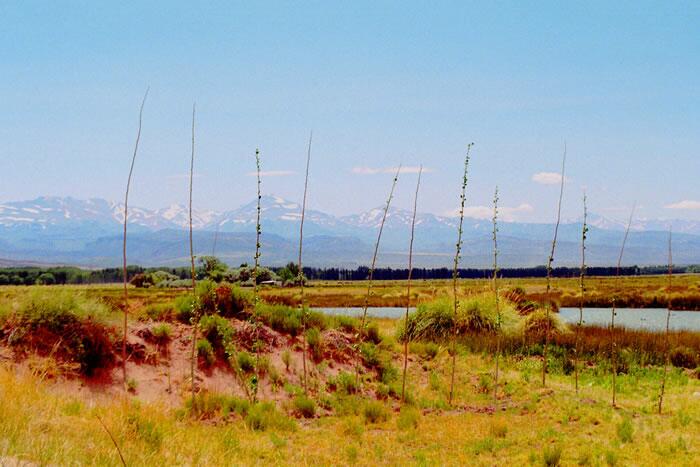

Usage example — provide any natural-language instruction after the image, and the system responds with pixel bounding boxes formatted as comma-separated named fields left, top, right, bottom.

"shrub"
left=334, top=315, right=358, bottom=333
left=237, top=351, right=255, bottom=373
left=142, top=303, right=175, bottom=322
left=151, top=323, right=172, bottom=343
left=216, top=283, right=252, bottom=317
left=245, top=402, right=295, bottom=431
left=199, top=315, right=235, bottom=353
left=293, top=395, right=316, bottom=418
left=363, top=401, right=388, bottom=424
left=196, top=339, right=215, bottom=366
left=364, top=322, right=381, bottom=344
left=330, top=371, right=358, bottom=395
left=306, top=327, right=323, bottom=361
left=398, top=295, right=521, bottom=342
left=5, top=290, right=115, bottom=375
left=523, top=309, right=568, bottom=339
left=175, top=295, right=196, bottom=323
left=397, top=406, right=420, bottom=430
left=670, top=346, right=698, bottom=369
left=282, top=350, right=292, bottom=371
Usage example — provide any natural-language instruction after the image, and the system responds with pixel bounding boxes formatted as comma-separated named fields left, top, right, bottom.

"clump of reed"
left=397, top=294, right=521, bottom=343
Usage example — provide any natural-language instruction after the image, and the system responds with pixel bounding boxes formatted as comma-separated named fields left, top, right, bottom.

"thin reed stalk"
left=252, top=148, right=262, bottom=401
left=356, top=165, right=401, bottom=384
left=542, top=145, right=566, bottom=387
left=121, top=88, right=148, bottom=389
left=611, top=203, right=635, bottom=407
left=402, top=165, right=422, bottom=403
left=188, top=104, right=198, bottom=408
left=96, top=415, right=127, bottom=467
left=359, top=165, right=401, bottom=331
left=298, top=131, right=312, bottom=394
left=492, top=186, right=500, bottom=402
left=658, top=227, right=673, bottom=414
left=574, top=193, right=587, bottom=394
left=449, top=143, right=473, bottom=405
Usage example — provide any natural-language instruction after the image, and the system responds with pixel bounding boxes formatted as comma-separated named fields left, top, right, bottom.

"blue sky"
left=1, top=1, right=698, bottom=222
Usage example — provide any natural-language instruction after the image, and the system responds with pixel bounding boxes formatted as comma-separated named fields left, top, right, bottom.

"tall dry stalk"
left=251, top=148, right=262, bottom=401
left=658, top=227, right=673, bottom=414
left=574, top=193, right=588, bottom=394
left=359, top=165, right=401, bottom=332
left=298, top=131, right=312, bottom=394
left=542, top=146, right=566, bottom=387
left=121, top=88, right=148, bottom=389
left=492, top=186, right=501, bottom=402
left=611, top=203, right=635, bottom=407
left=96, top=415, right=127, bottom=467
left=356, top=165, right=400, bottom=385
left=449, top=143, right=473, bottom=405
left=401, top=165, right=422, bottom=403
left=188, top=104, right=198, bottom=407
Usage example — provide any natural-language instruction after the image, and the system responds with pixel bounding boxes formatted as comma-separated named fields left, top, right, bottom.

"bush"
left=397, top=406, right=420, bottom=430
left=237, top=351, right=255, bottom=373
left=306, top=327, right=323, bottom=362
left=4, top=290, right=115, bottom=375
left=196, top=339, right=215, bottom=366
left=364, top=322, right=382, bottom=344
left=175, top=295, right=196, bottom=323
left=363, top=400, right=388, bottom=424
left=215, top=283, right=252, bottom=317
left=330, top=371, right=358, bottom=395
left=670, top=346, right=698, bottom=369
left=293, top=395, right=316, bottom=418
left=523, top=309, right=568, bottom=339
left=151, top=323, right=172, bottom=343
left=245, top=402, right=295, bottom=431
left=142, top=303, right=175, bottom=322
left=398, top=295, right=522, bottom=342
left=199, top=315, right=235, bottom=353
left=334, top=315, right=358, bottom=333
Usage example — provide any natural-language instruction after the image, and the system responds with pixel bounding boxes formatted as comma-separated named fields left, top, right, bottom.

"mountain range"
left=0, top=196, right=697, bottom=268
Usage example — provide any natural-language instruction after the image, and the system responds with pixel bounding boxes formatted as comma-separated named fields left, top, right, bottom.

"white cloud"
left=532, top=172, right=569, bottom=185
left=665, top=200, right=700, bottom=210
left=445, top=203, right=534, bottom=221
left=246, top=170, right=296, bottom=177
left=351, top=166, right=433, bottom=175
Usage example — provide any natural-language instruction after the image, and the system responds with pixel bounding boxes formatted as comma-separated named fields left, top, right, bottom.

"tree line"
left=0, top=261, right=693, bottom=286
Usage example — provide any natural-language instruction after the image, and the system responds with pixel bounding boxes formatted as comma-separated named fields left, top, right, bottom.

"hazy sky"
left=1, top=1, right=698, bottom=222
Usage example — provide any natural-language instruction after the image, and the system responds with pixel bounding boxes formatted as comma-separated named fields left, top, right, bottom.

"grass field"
left=0, top=279, right=699, bottom=465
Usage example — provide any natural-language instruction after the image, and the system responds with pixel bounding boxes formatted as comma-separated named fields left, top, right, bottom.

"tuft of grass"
left=542, top=444, right=563, bottom=467
left=292, top=395, right=316, bottom=418
left=396, top=406, right=420, bottom=430
left=363, top=400, right=388, bottom=424
left=616, top=418, right=634, bottom=443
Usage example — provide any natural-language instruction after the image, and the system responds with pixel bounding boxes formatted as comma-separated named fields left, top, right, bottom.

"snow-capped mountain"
left=2, top=195, right=700, bottom=268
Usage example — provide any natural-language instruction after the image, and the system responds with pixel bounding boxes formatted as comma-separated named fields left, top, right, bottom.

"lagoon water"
left=558, top=307, right=700, bottom=332
left=318, top=307, right=700, bottom=332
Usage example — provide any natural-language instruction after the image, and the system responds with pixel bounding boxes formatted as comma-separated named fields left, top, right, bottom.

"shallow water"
left=318, top=306, right=700, bottom=332
left=558, top=307, right=700, bottom=332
